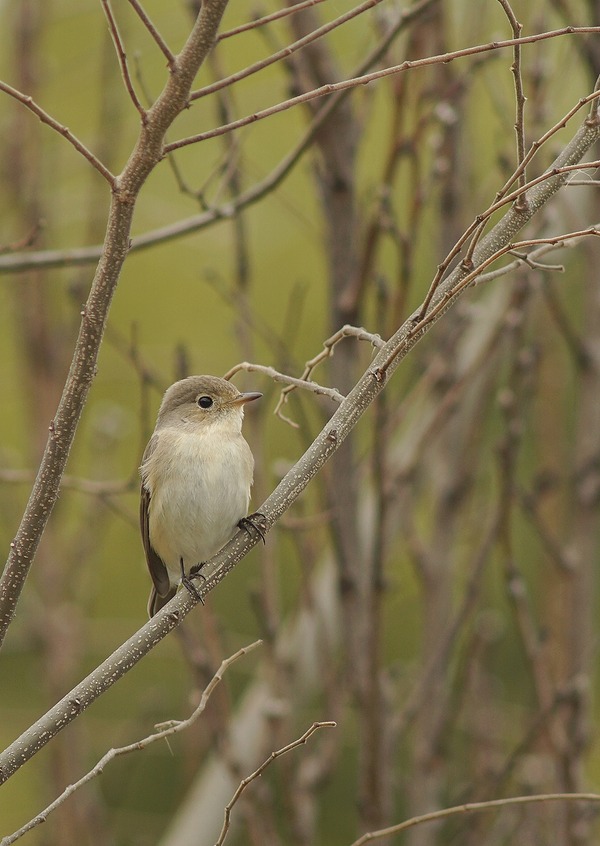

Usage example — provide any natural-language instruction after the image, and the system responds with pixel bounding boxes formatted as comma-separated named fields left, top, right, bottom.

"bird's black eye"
left=197, top=395, right=213, bottom=409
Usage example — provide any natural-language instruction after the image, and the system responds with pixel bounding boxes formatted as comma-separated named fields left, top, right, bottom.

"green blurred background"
left=1, top=1, right=600, bottom=844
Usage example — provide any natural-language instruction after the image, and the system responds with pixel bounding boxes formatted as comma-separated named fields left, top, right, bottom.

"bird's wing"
left=140, top=437, right=171, bottom=601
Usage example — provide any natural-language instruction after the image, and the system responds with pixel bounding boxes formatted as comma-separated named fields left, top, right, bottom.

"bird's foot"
left=181, top=556, right=205, bottom=605
left=238, top=512, right=267, bottom=544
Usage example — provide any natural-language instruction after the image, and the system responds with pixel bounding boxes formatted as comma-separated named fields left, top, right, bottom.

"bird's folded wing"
left=140, top=436, right=171, bottom=598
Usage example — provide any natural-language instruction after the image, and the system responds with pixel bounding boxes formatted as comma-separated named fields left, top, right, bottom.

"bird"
left=140, top=375, right=261, bottom=616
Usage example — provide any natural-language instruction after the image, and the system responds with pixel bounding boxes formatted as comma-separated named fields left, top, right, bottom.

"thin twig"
left=214, top=721, right=336, bottom=846
left=0, top=642, right=261, bottom=846
left=0, top=0, right=448, bottom=275
left=498, top=0, right=527, bottom=196
left=127, top=0, right=175, bottom=68
left=224, top=362, right=345, bottom=405
left=0, top=80, right=115, bottom=185
left=273, top=326, right=384, bottom=426
left=517, top=485, right=578, bottom=571
left=100, top=0, right=146, bottom=119
left=379, top=222, right=600, bottom=375
left=441, top=224, right=600, bottom=309
left=506, top=248, right=565, bottom=271
left=217, top=0, right=330, bottom=41
left=349, top=793, right=600, bottom=845
left=165, top=26, right=600, bottom=152
left=416, top=98, right=600, bottom=322
left=538, top=277, right=591, bottom=368
left=567, top=177, right=600, bottom=185
left=191, top=0, right=385, bottom=101
left=458, top=0, right=527, bottom=269
left=505, top=223, right=600, bottom=249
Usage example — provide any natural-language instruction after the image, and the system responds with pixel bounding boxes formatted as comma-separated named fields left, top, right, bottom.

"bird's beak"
left=231, top=391, right=262, bottom=406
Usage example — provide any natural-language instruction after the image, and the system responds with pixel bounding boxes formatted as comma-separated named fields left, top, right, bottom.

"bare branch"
left=506, top=248, right=565, bottom=272
left=505, top=224, right=600, bottom=250
left=127, top=0, right=175, bottom=68
left=417, top=83, right=600, bottom=322
left=0, top=0, right=231, bottom=648
left=498, top=0, right=527, bottom=195
left=191, top=0, right=386, bottom=102
left=217, top=0, right=329, bottom=41
left=224, top=362, right=345, bottom=405
left=101, top=0, right=147, bottom=119
left=1, top=642, right=261, bottom=846
left=0, top=0, right=440, bottom=276
left=215, top=721, right=337, bottom=846
left=0, top=468, right=134, bottom=496
left=0, top=35, right=599, bottom=787
left=566, top=177, right=600, bottom=185
left=459, top=1, right=528, bottom=267
left=383, top=223, right=600, bottom=375
left=165, top=26, right=600, bottom=152
left=0, top=221, right=43, bottom=254
left=349, top=793, right=600, bottom=845
left=0, top=80, right=115, bottom=185
left=538, top=278, right=592, bottom=368
left=273, top=325, right=384, bottom=425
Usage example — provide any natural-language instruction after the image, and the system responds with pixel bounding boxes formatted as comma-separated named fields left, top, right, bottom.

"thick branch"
left=0, top=98, right=598, bottom=782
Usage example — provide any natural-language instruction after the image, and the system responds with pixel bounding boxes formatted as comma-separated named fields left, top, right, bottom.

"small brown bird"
left=140, top=375, right=261, bottom=616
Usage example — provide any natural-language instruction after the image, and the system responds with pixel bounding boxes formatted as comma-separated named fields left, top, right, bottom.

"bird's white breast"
left=142, top=423, right=254, bottom=580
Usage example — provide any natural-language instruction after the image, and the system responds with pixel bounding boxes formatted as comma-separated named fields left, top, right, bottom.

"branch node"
left=69, top=698, right=83, bottom=715
left=165, top=609, right=182, bottom=623
left=513, top=194, right=530, bottom=214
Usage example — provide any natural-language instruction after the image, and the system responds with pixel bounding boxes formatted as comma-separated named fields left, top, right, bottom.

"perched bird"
left=140, top=375, right=261, bottom=616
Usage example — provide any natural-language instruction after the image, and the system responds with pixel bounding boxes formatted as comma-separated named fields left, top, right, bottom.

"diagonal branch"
left=217, top=0, right=329, bottom=41
left=127, top=0, right=175, bottom=68
left=215, top=721, right=336, bottom=846
left=1, top=642, right=262, bottom=846
left=0, top=80, right=115, bottom=184
left=349, top=793, right=600, bottom=845
left=101, top=0, right=147, bottom=119
left=416, top=85, right=600, bottom=321
left=164, top=26, right=600, bottom=152
left=0, top=90, right=598, bottom=784
left=0, top=0, right=438, bottom=276
left=190, top=0, right=386, bottom=101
